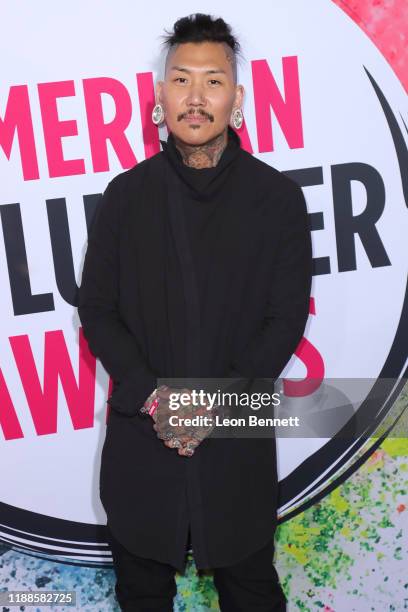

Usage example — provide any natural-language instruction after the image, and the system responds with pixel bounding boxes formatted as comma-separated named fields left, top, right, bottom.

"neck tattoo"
left=173, top=129, right=228, bottom=169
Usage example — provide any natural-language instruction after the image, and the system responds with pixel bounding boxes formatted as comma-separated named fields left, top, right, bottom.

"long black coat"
left=78, top=126, right=313, bottom=572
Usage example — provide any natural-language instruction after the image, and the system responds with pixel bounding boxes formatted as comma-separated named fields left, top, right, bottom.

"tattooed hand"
left=152, top=386, right=215, bottom=456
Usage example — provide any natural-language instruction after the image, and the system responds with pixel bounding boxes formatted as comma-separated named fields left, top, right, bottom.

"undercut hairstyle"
left=161, top=13, right=242, bottom=83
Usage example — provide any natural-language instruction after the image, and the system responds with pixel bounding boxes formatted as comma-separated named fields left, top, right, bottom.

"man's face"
left=156, top=41, right=244, bottom=145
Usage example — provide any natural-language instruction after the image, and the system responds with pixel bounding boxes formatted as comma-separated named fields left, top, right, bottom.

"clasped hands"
left=143, top=385, right=215, bottom=456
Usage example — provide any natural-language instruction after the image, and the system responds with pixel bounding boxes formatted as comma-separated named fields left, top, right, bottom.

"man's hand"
left=152, top=386, right=215, bottom=456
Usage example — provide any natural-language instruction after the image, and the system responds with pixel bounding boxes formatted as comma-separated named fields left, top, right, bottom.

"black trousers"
left=107, top=525, right=287, bottom=611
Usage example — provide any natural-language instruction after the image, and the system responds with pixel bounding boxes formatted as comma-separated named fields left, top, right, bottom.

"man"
left=78, top=13, right=313, bottom=611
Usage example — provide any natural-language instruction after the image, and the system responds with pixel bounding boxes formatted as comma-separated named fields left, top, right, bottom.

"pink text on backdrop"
left=0, top=56, right=304, bottom=180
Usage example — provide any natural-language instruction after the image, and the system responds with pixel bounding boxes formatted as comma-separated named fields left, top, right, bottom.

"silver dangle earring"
left=152, top=103, right=165, bottom=126
left=231, top=107, right=244, bottom=130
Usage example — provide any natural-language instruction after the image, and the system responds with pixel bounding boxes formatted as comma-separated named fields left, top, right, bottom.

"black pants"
left=107, top=526, right=287, bottom=611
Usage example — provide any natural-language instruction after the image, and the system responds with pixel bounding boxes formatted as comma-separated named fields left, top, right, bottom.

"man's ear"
left=234, top=84, right=244, bottom=108
left=155, top=80, right=164, bottom=105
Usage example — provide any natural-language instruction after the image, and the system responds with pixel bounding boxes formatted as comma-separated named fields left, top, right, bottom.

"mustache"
left=177, top=109, right=214, bottom=122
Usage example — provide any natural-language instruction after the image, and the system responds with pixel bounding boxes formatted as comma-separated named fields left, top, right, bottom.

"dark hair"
left=161, top=13, right=242, bottom=82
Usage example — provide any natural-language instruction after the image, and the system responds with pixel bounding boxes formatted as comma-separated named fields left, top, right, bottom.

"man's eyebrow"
left=170, top=66, right=227, bottom=75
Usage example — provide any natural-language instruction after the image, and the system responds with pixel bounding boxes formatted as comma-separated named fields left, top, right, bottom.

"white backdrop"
left=0, top=0, right=407, bottom=580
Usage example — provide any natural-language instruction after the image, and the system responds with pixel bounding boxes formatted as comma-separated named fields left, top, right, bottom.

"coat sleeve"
left=78, top=177, right=157, bottom=417
left=226, top=180, right=313, bottom=381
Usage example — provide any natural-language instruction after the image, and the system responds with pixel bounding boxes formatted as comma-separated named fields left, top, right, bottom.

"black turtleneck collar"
left=160, top=125, right=241, bottom=199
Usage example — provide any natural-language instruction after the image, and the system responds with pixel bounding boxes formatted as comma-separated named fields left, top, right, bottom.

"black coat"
left=78, top=126, right=313, bottom=572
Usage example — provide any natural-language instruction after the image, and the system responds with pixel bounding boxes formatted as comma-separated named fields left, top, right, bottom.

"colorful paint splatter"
left=332, top=0, right=408, bottom=92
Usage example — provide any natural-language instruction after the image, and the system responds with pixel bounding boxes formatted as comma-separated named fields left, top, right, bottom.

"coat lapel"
left=164, top=159, right=202, bottom=379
